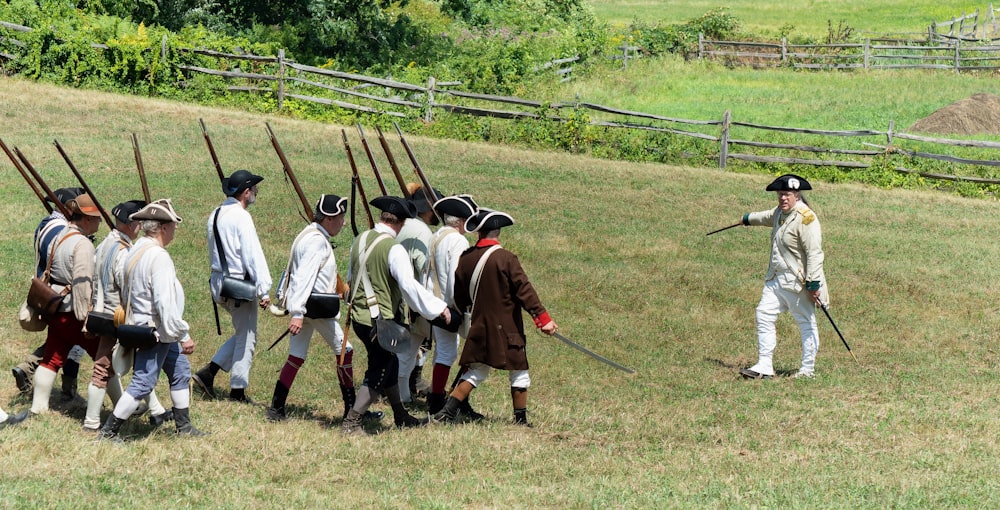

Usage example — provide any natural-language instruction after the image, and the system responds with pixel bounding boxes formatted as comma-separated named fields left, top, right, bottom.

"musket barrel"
left=53, top=139, right=115, bottom=230
left=342, top=129, right=374, bottom=229
left=199, top=118, right=226, bottom=183
left=14, top=146, right=72, bottom=218
left=374, top=125, right=409, bottom=195
left=265, top=122, right=314, bottom=223
left=132, top=133, right=152, bottom=203
left=1, top=137, right=52, bottom=213
left=356, top=124, right=388, bottom=196
left=392, top=122, right=441, bottom=221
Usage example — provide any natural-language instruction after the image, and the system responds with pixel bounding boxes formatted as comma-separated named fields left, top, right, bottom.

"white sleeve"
left=151, top=251, right=191, bottom=342
left=388, top=244, right=446, bottom=319
left=286, top=234, right=326, bottom=318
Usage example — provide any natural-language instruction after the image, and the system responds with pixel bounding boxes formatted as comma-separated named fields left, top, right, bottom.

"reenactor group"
left=4, top=161, right=560, bottom=439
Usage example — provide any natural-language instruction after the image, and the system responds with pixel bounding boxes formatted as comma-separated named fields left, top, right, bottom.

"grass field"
left=1, top=77, right=999, bottom=508
left=588, top=0, right=980, bottom=36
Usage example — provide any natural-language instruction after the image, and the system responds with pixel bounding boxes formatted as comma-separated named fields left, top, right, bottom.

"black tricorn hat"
left=370, top=195, right=415, bottom=220
left=465, top=208, right=514, bottom=233
left=112, top=200, right=147, bottom=224
left=46, top=187, right=85, bottom=205
left=316, top=194, right=347, bottom=217
left=765, top=174, right=812, bottom=192
left=223, top=169, right=264, bottom=197
left=433, top=194, right=479, bottom=219
left=407, top=187, right=444, bottom=214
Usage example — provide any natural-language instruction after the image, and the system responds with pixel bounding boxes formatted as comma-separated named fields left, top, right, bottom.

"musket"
left=14, top=146, right=72, bottom=218
left=131, top=133, right=152, bottom=203
left=199, top=118, right=226, bottom=183
left=374, top=125, right=409, bottom=195
left=356, top=124, right=388, bottom=196
left=53, top=139, right=115, bottom=230
left=265, top=122, right=312, bottom=224
left=392, top=122, right=441, bottom=220
left=706, top=222, right=742, bottom=236
left=552, top=331, right=636, bottom=374
left=342, top=129, right=374, bottom=234
left=267, top=329, right=291, bottom=351
left=820, top=303, right=861, bottom=366
left=1, top=137, right=51, bottom=213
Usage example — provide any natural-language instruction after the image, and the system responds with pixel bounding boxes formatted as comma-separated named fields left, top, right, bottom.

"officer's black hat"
left=433, top=194, right=479, bottom=219
left=223, top=169, right=264, bottom=197
left=112, top=200, right=147, bottom=224
left=316, top=194, right=347, bottom=217
left=465, top=208, right=514, bottom=233
left=370, top=195, right=415, bottom=220
left=765, top=174, right=812, bottom=192
left=407, top=187, right=444, bottom=214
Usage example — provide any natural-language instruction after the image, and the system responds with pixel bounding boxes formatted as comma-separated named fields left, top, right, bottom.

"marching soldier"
left=265, top=194, right=375, bottom=423
left=83, top=200, right=172, bottom=431
left=13, top=187, right=87, bottom=399
left=99, top=199, right=206, bottom=440
left=394, top=185, right=442, bottom=404
left=738, top=174, right=828, bottom=380
left=341, top=196, right=454, bottom=435
left=194, top=169, right=273, bottom=403
left=29, top=194, right=103, bottom=416
left=425, top=194, right=480, bottom=416
left=432, top=208, right=558, bottom=427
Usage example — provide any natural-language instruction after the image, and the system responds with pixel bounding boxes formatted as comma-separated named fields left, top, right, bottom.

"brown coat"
left=455, top=243, right=547, bottom=371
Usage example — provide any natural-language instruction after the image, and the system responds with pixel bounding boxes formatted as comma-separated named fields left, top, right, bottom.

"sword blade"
left=267, top=329, right=291, bottom=352
left=552, top=332, right=635, bottom=374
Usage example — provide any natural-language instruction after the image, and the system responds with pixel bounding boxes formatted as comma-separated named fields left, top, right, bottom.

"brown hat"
left=131, top=198, right=183, bottom=223
left=68, top=194, right=102, bottom=218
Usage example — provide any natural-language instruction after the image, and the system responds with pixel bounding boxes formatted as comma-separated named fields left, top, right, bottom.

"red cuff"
left=533, top=311, right=552, bottom=328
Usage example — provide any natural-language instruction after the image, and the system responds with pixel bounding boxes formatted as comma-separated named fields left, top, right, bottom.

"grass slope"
left=0, top=77, right=998, bottom=508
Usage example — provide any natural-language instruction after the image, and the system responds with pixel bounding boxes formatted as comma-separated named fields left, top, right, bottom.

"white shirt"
left=428, top=226, right=469, bottom=306
left=347, top=223, right=447, bottom=320
left=125, top=237, right=190, bottom=343
left=93, top=228, right=132, bottom=312
left=283, top=223, right=339, bottom=319
left=206, top=198, right=272, bottom=301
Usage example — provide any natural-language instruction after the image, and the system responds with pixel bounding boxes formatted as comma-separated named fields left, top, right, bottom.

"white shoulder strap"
left=352, top=231, right=392, bottom=320
left=467, top=245, right=501, bottom=317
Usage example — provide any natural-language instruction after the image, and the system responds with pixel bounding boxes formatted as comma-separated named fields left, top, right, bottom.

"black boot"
left=339, top=384, right=356, bottom=421
left=12, top=367, right=32, bottom=394
left=430, top=396, right=462, bottom=424
left=98, top=415, right=127, bottom=442
left=267, top=381, right=289, bottom=422
left=192, top=364, right=218, bottom=400
left=149, top=410, right=174, bottom=428
left=61, top=367, right=80, bottom=403
left=228, top=387, right=254, bottom=404
left=341, top=409, right=368, bottom=436
left=385, top=385, right=427, bottom=429
left=427, top=393, right=446, bottom=415
left=409, top=364, right=430, bottom=398
left=514, top=408, right=532, bottom=427
left=459, top=399, right=485, bottom=422
left=174, top=407, right=207, bottom=436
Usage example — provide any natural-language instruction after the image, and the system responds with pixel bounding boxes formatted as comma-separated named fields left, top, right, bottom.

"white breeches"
left=288, top=317, right=351, bottom=360
left=462, top=363, right=530, bottom=389
left=754, top=278, right=820, bottom=374
left=432, top=326, right=460, bottom=366
left=213, top=300, right=258, bottom=389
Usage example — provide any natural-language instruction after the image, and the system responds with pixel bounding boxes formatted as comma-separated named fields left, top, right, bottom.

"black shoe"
left=149, top=410, right=174, bottom=428
left=192, top=368, right=217, bottom=399
left=11, top=367, right=31, bottom=394
left=459, top=400, right=485, bottom=423
left=228, top=389, right=255, bottom=405
left=0, top=410, right=30, bottom=430
left=266, top=406, right=287, bottom=422
left=394, top=413, right=428, bottom=429
left=739, top=368, right=773, bottom=380
left=362, top=410, right=384, bottom=422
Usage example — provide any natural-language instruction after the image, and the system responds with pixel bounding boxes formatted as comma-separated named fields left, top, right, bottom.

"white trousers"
left=213, top=300, right=258, bottom=389
left=432, top=326, right=460, bottom=367
left=288, top=317, right=352, bottom=360
left=462, top=363, right=530, bottom=389
left=752, top=278, right=820, bottom=375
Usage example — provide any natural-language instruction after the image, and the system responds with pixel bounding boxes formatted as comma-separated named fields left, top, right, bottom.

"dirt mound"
left=909, top=92, right=1000, bottom=135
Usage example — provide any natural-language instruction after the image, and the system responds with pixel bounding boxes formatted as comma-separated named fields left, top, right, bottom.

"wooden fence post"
left=277, top=49, right=285, bottom=111
left=161, top=35, right=167, bottom=61
left=781, top=37, right=787, bottom=63
left=425, top=76, right=436, bottom=123
left=719, top=110, right=731, bottom=169
left=864, top=39, right=870, bottom=69
left=621, top=42, right=629, bottom=69
left=887, top=119, right=894, bottom=149
left=698, top=33, right=704, bottom=59
left=954, top=39, right=961, bottom=72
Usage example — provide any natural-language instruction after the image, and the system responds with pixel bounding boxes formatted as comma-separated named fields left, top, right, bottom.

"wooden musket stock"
left=132, top=133, right=152, bottom=203
left=265, top=122, right=313, bottom=224
left=342, top=129, right=374, bottom=231
left=356, top=124, right=388, bottom=196
left=14, top=146, right=72, bottom=218
left=374, top=125, right=409, bottom=196
left=392, top=122, right=441, bottom=222
left=1, top=138, right=52, bottom=214
left=199, top=118, right=226, bottom=183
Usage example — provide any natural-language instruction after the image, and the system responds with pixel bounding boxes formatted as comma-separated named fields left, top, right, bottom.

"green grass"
left=588, top=0, right=980, bottom=36
left=2, top=77, right=1000, bottom=508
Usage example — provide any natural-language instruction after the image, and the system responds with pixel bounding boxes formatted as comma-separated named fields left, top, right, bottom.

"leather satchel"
left=26, top=276, right=68, bottom=317
left=304, top=293, right=340, bottom=319
left=117, top=324, right=158, bottom=351
left=221, top=276, right=257, bottom=302
left=86, top=311, right=117, bottom=338
left=374, top=316, right=411, bottom=353
left=18, top=300, right=46, bottom=332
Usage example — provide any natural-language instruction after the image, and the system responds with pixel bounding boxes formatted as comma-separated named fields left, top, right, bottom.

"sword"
left=820, top=303, right=861, bottom=366
left=551, top=332, right=635, bottom=374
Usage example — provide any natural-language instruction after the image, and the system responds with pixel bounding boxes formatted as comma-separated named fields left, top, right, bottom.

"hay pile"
left=908, top=92, right=1000, bottom=135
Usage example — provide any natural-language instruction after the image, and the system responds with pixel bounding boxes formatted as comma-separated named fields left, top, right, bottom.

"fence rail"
left=3, top=19, right=1000, bottom=186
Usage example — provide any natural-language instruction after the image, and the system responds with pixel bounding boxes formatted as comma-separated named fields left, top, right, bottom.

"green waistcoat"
left=349, top=231, right=401, bottom=326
